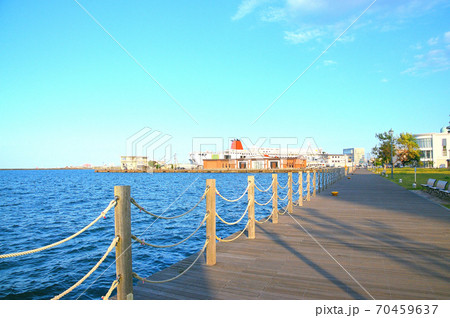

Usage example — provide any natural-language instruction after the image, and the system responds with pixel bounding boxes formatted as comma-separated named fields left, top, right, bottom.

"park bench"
left=431, top=181, right=449, bottom=198
left=421, top=179, right=436, bottom=193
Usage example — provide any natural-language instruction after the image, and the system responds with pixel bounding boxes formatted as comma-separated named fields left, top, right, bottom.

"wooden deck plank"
left=132, top=169, right=450, bottom=300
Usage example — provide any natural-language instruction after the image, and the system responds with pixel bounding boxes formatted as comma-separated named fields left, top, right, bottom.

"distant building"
left=414, top=126, right=450, bottom=168
left=190, top=138, right=322, bottom=168
left=343, top=148, right=365, bottom=166
left=203, top=157, right=306, bottom=170
left=121, top=156, right=148, bottom=170
left=324, top=154, right=349, bottom=168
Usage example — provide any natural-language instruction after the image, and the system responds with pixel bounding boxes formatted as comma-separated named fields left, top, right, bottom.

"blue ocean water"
left=0, top=169, right=316, bottom=300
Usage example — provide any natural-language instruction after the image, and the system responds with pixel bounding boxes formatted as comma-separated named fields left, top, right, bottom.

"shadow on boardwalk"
left=133, top=169, right=450, bottom=300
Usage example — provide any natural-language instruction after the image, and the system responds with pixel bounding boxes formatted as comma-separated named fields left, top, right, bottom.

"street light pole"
left=389, top=129, right=394, bottom=179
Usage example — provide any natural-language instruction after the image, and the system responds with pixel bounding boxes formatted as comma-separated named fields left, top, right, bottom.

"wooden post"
left=317, top=169, right=321, bottom=194
left=298, top=171, right=303, bottom=206
left=313, top=170, right=317, bottom=198
left=306, top=170, right=310, bottom=201
left=272, top=174, right=278, bottom=224
left=321, top=169, right=325, bottom=192
left=206, top=179, right=216, bottom=266
left=248, top=176, right=255, bottom=239
left=288, top=172, right=293, bottom=213
left=114, top=185, right=133, bottom=300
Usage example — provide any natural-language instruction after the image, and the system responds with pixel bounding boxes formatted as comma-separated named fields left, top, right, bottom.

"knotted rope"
left=215, top=185, right=249, bottom=203
left=52, top=236, right=119, bottom=300
left=216, top=221, right=250, bottom=242
left=0, top=198, right=117, bottom=259
left=132, top=239, right=208, bottom=284
left=130, top=187, right=208, bottom=220
left=216, top=203, right=249, bottom=226
left=131, top=212, right=208, bottom=248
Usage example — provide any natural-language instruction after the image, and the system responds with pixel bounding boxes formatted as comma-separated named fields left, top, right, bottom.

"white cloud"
left=403, top=48, right=450, bottom=75
left=284, top=29, right=323, bottom=44
left=232, top=0, right=449, bottom=49
left=232, top=0, right=267, bottom=21
left=260, top=7, right=287, bottom=22
left=381, top=78, right=389, bottom=83
left=286, top=0, right=326, bottom=12
left=323, top=59, right=337, bottom=66
left=444, top=31, right=450, bottom=43
left=428, top=36, right=439, bottom=46
left=337, top=35, right=355, bottom=43
left=404, top=30, right=450, bottom=75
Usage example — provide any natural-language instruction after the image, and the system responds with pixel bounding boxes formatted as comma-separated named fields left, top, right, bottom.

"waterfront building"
left=343, top=148, right=365, bottom=166
left=324, top=154, right=349, bottom=168
left=203, top=157, right=306, bottom=170
left=120, top=156, right=148, bottom=170
left=414, top=126, right=450, bottom=168
left=195, top=139, right=310, bottom=170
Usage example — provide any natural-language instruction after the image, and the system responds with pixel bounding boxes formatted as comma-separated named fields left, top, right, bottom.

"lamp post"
left=389, top=129, right=394, bottom=179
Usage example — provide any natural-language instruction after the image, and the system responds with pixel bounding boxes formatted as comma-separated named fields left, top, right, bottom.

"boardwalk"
left=133, top=170, right=450, bottom=300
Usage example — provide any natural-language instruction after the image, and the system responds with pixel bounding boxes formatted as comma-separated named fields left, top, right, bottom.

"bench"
left=432, top=181, right=449, bottom=199
left=421, top=179, right=436, bottom=193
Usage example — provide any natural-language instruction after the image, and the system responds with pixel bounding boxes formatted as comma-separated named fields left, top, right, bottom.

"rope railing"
left=216, top=203, right=249, bottom=226
left=3, top=168, right=347, bottom=300
left=254, top=182, right=272, bottom=193
left=0, top=198, right=118, bottom=259
left=102, top=278, right=120, bottom=300
left=126, top=169, right=345, bottom=294
left=52, top=236, right=119, bottom=300
left=130, top=187, right=208, bottom=220
left=277, top=180, right=289, bottom=189
left=277, top=202, right=289, bottom=215
left=255, top=193, right=275, bottom=206
left=255, top=209, right=275, bottom=224
left=215, top=185, right=249, bottom=202
left=278, top=192, right=289, bottom=201
left=131, top=212, right=208, bottom=248
left=216, top=221, right=250, bottom=242
left=132, top=239, right=209, bottom=284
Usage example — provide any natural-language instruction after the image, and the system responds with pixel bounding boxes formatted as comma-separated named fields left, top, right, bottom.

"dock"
left=133, top=169, right=450, bottom=299
left=95, top=168, right=314, bottom=173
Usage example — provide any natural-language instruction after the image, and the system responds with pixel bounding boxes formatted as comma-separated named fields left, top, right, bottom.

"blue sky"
left=0, top=0, right=449, bottom=168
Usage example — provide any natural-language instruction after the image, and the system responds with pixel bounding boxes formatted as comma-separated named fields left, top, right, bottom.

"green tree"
left=372, top=131, right=396, bottom=165
left=396, top=133, right=421, bottom=166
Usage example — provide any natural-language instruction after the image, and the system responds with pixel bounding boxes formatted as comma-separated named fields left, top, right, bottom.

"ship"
left=189, top=138, right=326, bottom=169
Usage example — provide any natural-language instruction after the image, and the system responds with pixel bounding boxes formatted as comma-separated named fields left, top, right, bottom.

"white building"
left=414, top=127, right=450, bottom=168
left=343, top=148, right=365, bottom=166
left=121, top=156, right=148, bottom=170
left=324, top=154, right=349, bottom=167
left=189, top=139, right=323, bottom=167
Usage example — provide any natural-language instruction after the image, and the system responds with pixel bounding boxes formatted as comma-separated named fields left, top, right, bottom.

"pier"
left=2, top=167, right=448, bottom=300
left=133, top=169, right=450, bottom=300
left=94, top=168, right=321, bottom=173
